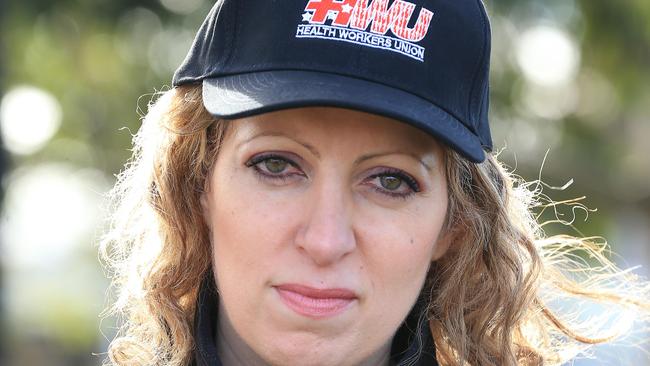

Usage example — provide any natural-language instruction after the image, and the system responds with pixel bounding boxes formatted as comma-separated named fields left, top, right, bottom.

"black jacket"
left=191, top=275, right=439, bottom=366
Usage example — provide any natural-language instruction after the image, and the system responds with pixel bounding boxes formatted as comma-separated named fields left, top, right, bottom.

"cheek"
left=206, top=162, right=302, bottom=282
left=357, top=197, right=447, bottom=299
left=345, top=199, right=446, bottom=353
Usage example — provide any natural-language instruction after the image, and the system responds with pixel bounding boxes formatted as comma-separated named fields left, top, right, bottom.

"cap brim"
left=202, top=70, right=485, bottom=163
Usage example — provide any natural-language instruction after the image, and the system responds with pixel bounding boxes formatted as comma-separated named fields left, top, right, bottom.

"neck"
left=216, top=301, right=269, bottom=366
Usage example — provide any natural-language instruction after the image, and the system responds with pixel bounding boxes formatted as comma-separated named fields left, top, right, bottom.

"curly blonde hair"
left=100, top=84, right=650, bottom=366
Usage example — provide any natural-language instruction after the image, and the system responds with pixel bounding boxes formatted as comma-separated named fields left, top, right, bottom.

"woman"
left=101, top=1, right=650, bottom=365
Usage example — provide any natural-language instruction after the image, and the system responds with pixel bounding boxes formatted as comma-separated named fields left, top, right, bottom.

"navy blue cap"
left=173, top=0, right=493, bottom=163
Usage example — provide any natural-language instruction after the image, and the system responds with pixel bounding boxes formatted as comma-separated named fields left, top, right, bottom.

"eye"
left=263, top=158, right=289, bottom=174
left=380, top=176, right=402, bottom=190
left=366, top=168, right=420, bottom=199
left=245, top=153, right=305, bottom=182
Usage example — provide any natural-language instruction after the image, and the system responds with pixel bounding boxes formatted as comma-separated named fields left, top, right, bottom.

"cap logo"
left=296, top=0, right=434, bottom=62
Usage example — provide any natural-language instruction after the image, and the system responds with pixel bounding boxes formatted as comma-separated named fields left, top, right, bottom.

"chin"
left=259, top=336, right=359, bottom=366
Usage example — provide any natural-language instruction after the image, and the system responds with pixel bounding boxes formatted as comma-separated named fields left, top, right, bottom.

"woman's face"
left=201, top=107, right=451, bottom=366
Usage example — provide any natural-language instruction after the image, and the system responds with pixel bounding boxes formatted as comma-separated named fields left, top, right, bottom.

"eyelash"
left=245, top=153, right=421, bottom=199
left=367, top=168, right=420, bottom=200
left=245, top=153, right=304, bottom=182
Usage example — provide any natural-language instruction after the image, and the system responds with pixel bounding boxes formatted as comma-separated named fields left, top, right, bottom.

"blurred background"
left=0, top=0, right=648, bottom=365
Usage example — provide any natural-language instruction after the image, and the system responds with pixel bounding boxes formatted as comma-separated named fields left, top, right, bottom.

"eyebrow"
left=239, top=131, right=432, bottom=171
left=354, top=151, right=433, bottom=172
left=238, top=131, right=321, bottom=158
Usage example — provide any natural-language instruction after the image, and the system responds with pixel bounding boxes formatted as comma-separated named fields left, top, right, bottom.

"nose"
left=295, top=179, right=357, bottom=267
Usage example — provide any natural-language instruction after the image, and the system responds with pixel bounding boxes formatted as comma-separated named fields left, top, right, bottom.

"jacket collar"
left=193, top=275, right=438, bottom=366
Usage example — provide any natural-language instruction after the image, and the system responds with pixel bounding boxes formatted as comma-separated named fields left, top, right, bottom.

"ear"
left=431, top=228, right=457, bottom=261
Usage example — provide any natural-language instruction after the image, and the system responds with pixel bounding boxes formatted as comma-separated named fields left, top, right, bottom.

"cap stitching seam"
left=221, top=0, right=241, bottom=70
left=205, top=1, right=232, bottom=78
left=466, top=0, right=489, bottom=133
left=477, top=1, right=492, bottom=149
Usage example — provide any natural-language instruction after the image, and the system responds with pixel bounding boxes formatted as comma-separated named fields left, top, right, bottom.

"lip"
left=274, top=284, right=357, bottom=319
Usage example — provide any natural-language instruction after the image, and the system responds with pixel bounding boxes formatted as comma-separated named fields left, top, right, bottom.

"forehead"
left=227, top=107, right=443, bottom=154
